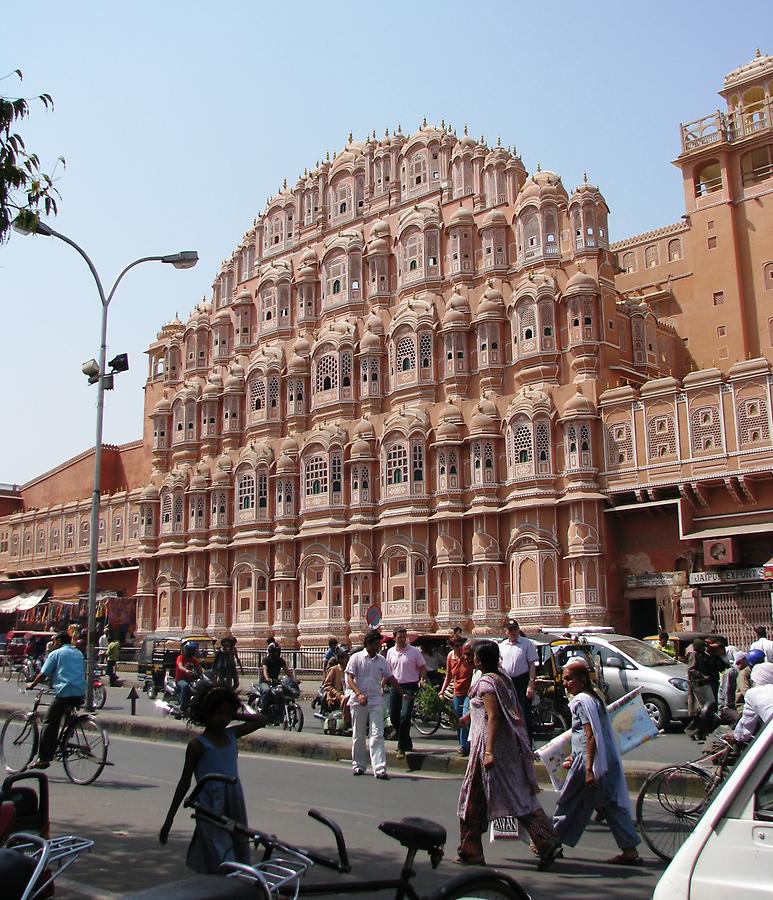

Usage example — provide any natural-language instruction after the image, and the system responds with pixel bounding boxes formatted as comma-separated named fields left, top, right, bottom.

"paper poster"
left=536, top=687, right=659, bottom=791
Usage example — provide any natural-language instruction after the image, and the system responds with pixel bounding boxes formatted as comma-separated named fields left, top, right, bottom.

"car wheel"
left=643, top=695, right=669, bottom=728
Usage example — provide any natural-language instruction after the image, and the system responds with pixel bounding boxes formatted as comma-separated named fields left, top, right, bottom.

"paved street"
left=40, top=732, right=667, bottom=899
left=0, top=674, right=698, bottom=768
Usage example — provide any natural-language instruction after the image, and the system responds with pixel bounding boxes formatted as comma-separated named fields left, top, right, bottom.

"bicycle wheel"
left=0, top=712, right=39, bottom=773
left=429, top=871, right=529, bottom=900
left=62, top=715, right=108, bottom=785
left=284, top=703, right=304, bottom=732
left=636, top=764, right=716, bottom=861
left=412, top=710, right=441, bottom=736
left=92, top=684, right=107, bottom=710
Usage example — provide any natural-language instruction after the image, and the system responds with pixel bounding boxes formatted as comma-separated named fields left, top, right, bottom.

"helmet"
left=335, top=644, right=350, bottom=658
left=182, top=641, right=198, bottom=656
left=746, top=648, right=766, bottom=667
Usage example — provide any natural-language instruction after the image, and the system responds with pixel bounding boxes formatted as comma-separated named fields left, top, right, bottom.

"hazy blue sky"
left=1, top=1, right=769, bottom=485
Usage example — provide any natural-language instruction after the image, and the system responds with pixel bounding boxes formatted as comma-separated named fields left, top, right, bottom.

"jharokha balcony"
left=680, top=97, right=773, bottom=154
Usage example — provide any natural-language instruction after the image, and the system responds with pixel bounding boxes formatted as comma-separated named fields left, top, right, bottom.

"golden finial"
left=480, top=135, right=485, bottom=145
left=348, top=131, right=353, bottom=143
left=583, top=172, right=588, bottom=184
left=496, top=136, right=501, bottom=147
left=397, top=123, right=403, bottom=133
left=283, top=178, right=287, bottom=189
left=325, top=150, right=330, bottom=161
left=755, top=48, right=761, bottom=57
left=536, top=162, right=541, bottom=172
left=463, top=123, right=469, bottom=135
left=385, top=127, right=389, bottom=137
left=422, top=116, right=427, bottom=128
left=441, top=118, right=446, bottom=129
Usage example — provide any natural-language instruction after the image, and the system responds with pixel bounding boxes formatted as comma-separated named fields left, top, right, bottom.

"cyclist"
left=26, top=630, right=87, bottom=769
left=176, top=641, right=202, bottom=714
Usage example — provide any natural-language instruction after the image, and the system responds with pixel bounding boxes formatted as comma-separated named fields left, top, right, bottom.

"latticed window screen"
left=419, top=332, right=432, bottom=368
left=403, top=231, right=423, bottom=273
left=173, top=495, right=184, bottom=526
left=738, top=397, right=770, bottom=444
left=258, top=472, right=268, bottom=508
left=608, top=421, right=634, bottom=466
left=342, top=353, right=352, bottom=385
left=505, top=427, right=513, bottom=471
left=519, top=302, right=536, bottom=341
left=331, top=453, right=342, bottom=492
left=325, top=255, right=347, bottom=298
left=251, top=379, right=265, bottom=410
left=647, top=415, right=677, bottom=458
left=361, top=359, right=369, bottom=383
left=370, top=358, right=379, bottom=382
left=514, top=420, right=533, bottom=464
left=472, top=443, right=481, bottom=477
left=305, top=456, right=328, bottom=495
left=276, top=480, right=284, bottom=505
left=413, top=444, right=424, bottom=482
left=691, top=405, right=722, bottom=452
left=162, top=494, right=172, bottom=524
left=268, top=378, right=279, bottom=408
left=438, top=450, right=447, bottom=478
left=261, top=288, right=276, bottom=321
left=397, top=336, right=416, bottom=371
left=536, top=420, right=550, bottom=470
left=315, top=354, right=338, bottom=391
left=580, top=424, right=590, bottom=451
left=387, top=444, right=408, bottom=484
left=238, top=474, right=255, bottom=510
left=194, top=496, right=205, bottom=526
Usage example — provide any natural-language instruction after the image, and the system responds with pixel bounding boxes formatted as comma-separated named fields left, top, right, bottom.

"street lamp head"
left=161, top=250, right=199, bottom=270
left=12, top=214, right=54, bottom=237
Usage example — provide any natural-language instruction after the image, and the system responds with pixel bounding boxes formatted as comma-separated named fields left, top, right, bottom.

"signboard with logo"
left=627, top=572, right=683, bottom=588
left=688, top=567, right=764, bottom=586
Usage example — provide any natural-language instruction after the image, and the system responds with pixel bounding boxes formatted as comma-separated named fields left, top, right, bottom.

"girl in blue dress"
left=160, top=682, right=265, bottom=873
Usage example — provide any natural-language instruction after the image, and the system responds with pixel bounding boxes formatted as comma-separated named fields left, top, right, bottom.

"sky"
left=1, top=1, right=770, bottom=486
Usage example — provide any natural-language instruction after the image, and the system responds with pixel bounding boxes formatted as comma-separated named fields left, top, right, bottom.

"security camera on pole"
left=13, top=214, right=198, bottom=708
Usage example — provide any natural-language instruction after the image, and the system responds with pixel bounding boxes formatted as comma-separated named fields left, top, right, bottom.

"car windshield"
left=608, top=638, right=677, bottom=666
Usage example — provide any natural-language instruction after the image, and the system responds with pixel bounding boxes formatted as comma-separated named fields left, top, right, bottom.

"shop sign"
left=626, top=572, right=683, bottom=588
left=689, top=567, right=764, bottom=585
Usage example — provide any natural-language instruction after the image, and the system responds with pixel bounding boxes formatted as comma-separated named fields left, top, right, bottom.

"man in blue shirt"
left=27, top=630, right=87, bottom=768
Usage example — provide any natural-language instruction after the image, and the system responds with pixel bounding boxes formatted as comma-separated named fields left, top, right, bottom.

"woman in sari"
left=552, top=658, right=642, bottom=865
left=456, top=641, right=562, bottom=869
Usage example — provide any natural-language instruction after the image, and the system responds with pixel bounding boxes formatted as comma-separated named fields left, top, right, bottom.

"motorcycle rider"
left=213, top=636, right=244, bottom=690
left=259, top=643, right=290, bottom=716
left=176, top=641, right=202, bottom=714
left=321, top=645, right=351, bottom=728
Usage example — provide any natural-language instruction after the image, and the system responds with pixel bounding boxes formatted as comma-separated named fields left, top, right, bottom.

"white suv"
left=567, top=633, right=690, bottom=728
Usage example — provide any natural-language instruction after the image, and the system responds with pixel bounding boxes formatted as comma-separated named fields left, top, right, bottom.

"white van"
left=653, top=717, right=773, bottom=898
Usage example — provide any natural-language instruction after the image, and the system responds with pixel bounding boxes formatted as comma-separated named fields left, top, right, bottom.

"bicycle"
left=0, top=689, right=109, bottom=785
left=2, top=832, right=93, bottom=900
left=127, top=774, right=529, bottom=900
left=636, top=737, right=738, bottom=861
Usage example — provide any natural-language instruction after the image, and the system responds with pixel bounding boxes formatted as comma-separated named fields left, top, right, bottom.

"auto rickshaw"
left=643, top=630, right=729, bottom=663
left=138, top=633, right=216, bottom=698
left=529, top=632, right=608, bottom=735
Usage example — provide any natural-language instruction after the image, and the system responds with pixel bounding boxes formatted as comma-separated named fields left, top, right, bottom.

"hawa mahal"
left=2, top=52, right=773, bottom=649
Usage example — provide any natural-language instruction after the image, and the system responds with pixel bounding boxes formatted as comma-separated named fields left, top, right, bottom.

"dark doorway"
left=629, top=596, right=658, bottom=639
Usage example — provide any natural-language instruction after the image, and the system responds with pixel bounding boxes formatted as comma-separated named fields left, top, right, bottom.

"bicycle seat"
left=379, top=817, right=446, bottom=851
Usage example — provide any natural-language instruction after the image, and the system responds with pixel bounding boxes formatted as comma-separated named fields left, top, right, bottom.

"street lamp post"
left=13, top=217, right=197, bottom=708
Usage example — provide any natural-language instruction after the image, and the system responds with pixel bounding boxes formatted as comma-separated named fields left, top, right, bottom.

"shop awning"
left=0, top=588, right=50, bottom=613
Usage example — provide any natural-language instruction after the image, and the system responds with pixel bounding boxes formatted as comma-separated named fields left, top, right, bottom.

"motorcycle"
left=91, top=668, right=107, bottom=710
left=157, top=670, right=214, bottom=719
left=247, top=675, right=304, bottom=732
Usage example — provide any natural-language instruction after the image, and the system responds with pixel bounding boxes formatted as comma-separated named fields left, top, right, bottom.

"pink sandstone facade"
left=2, top=52, right=773, bottom=649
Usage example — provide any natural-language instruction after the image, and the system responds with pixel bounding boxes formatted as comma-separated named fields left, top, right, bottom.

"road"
left=35, top=732, right=667, bottom=899
left=0, top=674, right=700, bottom=768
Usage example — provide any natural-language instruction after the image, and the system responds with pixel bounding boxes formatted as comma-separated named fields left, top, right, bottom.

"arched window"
left=305, top=455, right=328, bottom=496
left=324, top=253, right=347, bottom=301
left=237, top=474, right=255, bottom=510
left=694, top=160, right=722, bottom=197
left=621, top=251, right=635, bottom=274
left=741, top=145, right=773, bottom=187
left=315, top=353, right=338, bottom=393
left=667, top=238, right=682, bottom=262
left=645, top=245, right=659, bottom=268
left=332, top=279, right=341, bottom=294
left=386, top=443, right=408, bottom=485
left=397, top=335, right=416, bottom=371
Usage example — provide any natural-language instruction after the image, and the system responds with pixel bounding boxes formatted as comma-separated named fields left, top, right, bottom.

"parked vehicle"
left=643, top=630, right=729, bottom=663
left=653, top=718, right=773, bottom=898
left=157, top=670, right=216, bottom=719
left=247, top=675, right=304, bottom=732
left=138, top=633, right=216, bottom=699
left=547, top=631, right=690, bottom=728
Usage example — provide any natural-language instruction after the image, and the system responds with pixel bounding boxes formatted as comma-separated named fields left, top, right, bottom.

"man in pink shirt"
left=386, top=627, right=427, bottom=758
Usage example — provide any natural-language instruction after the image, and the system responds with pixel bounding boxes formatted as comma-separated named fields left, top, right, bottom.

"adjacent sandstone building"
left=2, top=52, right=772, bottom=648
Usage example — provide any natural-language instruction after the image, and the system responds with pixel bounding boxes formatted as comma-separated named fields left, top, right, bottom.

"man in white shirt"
left=346, top=631, right=399, bottom=779
left=749, top=626, right=773, bottom=663
left=499, top=618, right=538, bottom=744
left=731, top=661, right=773, bottom=743
left=386, top=627, right=427, bottom=758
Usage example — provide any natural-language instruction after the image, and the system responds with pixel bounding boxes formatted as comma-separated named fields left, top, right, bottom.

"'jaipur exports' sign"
left=689, top=567, right=765, bottom=585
